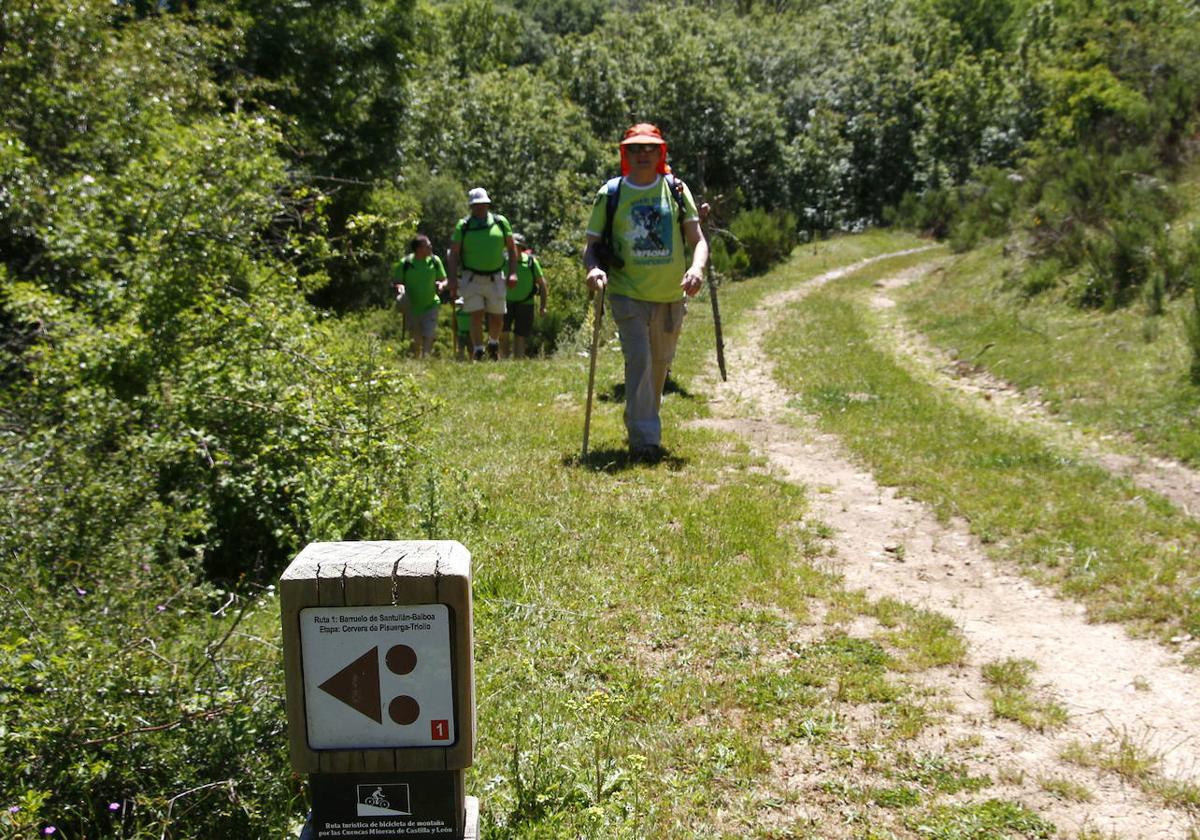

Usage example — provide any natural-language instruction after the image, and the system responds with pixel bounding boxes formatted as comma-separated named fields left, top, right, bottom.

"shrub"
left=527, top=250, right=587, bottom=356
left=888, top=187, right=960, bottom=240
left=1187, top=272, right=1200, bottom=385
left=1018, top=257, right=1065, bottom=298
left=728, top=207, right=799, bottom=275
left=709, top=236, right=751, bottom=280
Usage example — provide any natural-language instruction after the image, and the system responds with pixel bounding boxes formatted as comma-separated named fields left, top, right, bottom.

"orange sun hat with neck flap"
left=619, top=122, right=671, bottom=176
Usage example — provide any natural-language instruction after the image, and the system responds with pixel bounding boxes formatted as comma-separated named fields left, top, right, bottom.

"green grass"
left=766, top=250, right=1200, bottom=649
left=981, top=659, right=1069, bottom=732
left=1059, top=729, right=1200, bottom=813
left=253, top=227, right=1200, bottom=835
left=1037, top=775, right=1093, bottom=803
left=226, top=230, right=1058, bottom=838
left=905, top=798, right=1055, bottom=839
left=1060, top=729, right=1200, bottom=802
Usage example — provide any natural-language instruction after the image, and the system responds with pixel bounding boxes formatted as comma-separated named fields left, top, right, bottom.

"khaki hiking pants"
left=609, top=294, right=686, bottom=450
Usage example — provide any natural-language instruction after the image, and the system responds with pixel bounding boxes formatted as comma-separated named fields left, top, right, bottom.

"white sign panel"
left=300, top=604, right=456, bottom=749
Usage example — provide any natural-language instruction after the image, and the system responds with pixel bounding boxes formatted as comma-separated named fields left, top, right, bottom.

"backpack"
left=600, top=174, right=689, bottom=264
left=458, top=212, right=509, bottom=273
left=461, top=212, right=500, bottom=237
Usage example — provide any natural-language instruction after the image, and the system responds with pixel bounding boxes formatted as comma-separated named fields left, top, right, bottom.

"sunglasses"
left=626, top=143, right=661, bottom=154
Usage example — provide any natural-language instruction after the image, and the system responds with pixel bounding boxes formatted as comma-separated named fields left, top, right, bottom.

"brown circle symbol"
left=386, top=644, right=417, bottom=675
left=389, top=694, right=420, bottom=726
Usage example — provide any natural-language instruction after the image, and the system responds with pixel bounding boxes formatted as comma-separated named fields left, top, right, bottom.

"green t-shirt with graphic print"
left=394, top=254, right=446, bottom=315
left=585, top=175, right=699, bottom=303
left=452, top=212, right=513, bottom=273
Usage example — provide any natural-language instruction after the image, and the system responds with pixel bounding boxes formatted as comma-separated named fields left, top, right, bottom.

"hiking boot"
left=631, top=444, right=666, bottom=463
left=472, top=346, right=485, bottom=362
left=487, top=341, right=499, bottom=361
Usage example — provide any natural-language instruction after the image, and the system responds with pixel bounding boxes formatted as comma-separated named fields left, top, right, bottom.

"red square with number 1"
left=431, top=719, right=450, bottom=741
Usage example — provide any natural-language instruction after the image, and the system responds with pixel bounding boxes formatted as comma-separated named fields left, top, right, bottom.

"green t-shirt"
left=507, top=252, right=543, bottom=302
left=394, top=254, right=446, bottom=315
left=585, top=175, right=699, bottom=303
left=452, top=212, right=513, bottom=273
left=455, top=307, right=471, bottom=333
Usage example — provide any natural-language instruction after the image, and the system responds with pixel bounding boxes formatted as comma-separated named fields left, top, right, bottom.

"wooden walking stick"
left=707, top=253, right=727, bottom=382
left=700, top=203, right=727, bottom=381
left=581, top=286, right=606, bottom=459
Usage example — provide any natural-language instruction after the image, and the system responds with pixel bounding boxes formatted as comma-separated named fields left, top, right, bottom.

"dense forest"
left=2, top=0, right=1199, bottom=836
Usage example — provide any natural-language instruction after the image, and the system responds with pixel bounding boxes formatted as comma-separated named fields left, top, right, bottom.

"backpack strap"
left=665, top=174, right=689, bottom=241
left=602, top=176, right=622, bottom=252
left=465, top=212, right=498, bottom=235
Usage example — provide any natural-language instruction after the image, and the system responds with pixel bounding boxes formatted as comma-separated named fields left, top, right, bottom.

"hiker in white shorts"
left=447, top=187, right=519, bottom=361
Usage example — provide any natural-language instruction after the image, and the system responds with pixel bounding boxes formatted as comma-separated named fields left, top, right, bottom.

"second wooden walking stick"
left=707, top=256, right=727, bottom=382
left=700, top=203, right=727, bottom=381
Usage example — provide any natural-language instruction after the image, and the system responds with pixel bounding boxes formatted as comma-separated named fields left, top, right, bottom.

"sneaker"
left=487, top=341, right=499, bottom=361
left=472, top=346, right=485, bottom=362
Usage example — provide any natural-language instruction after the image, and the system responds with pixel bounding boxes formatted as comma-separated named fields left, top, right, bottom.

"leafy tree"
left=924, top=0, right=1017, bottom=54
left=399, top=63, right=607, bottom=252
left=508, top=0, right=611, bottom=36
left=220, top=0, right=417, bottom=180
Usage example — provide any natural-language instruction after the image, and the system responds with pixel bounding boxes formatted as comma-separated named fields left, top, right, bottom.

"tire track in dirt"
left=691, top=250, right=1200, bottom=838
left=869, top=264, right=1200, bottom=527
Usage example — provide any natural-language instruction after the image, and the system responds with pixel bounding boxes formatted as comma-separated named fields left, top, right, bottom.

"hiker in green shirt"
left=583, top=123, right=707, bottom=461
left=454, top=298, right=471, bottom=361
left=392, top=233, right=448, bottom=359
left=501, top=232, right=548, bottom=359
left=447, top=187, right=519, bottom=361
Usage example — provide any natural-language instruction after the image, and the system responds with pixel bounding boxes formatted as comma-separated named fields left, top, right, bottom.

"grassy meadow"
left=251, top=230, right=1196, bottom=837
left=9, top=230, right=1199, bottom=837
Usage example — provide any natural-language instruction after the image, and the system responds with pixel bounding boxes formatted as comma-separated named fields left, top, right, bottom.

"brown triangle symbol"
left=318, top=646, right=381, bottom=723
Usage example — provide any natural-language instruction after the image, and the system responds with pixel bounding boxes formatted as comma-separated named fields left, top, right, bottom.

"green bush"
left=728, top=207, right=799, bottom=276
left=0, top=572, right=297, bottom=838
left=1188, top=272, right=1200, bottom=385
left=1166, top=224, right=1200, bottom=297
left=1021, top=147, right=1177, bottom=310
left=710, top=236, right=751, bottom=280
left=888, top=188, right=960, bottom=240
left=1017, top=257, right=1065, bottom=298
left=0, top=7, right=430, bottom=834
left=527, top=250, right=587, bottom=357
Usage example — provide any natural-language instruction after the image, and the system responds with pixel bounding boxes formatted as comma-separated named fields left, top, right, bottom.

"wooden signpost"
left=280, top=541, right=478, bottom=839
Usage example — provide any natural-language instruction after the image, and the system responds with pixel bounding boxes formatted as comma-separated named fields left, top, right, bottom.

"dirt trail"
left=692, top=251, right=1200, bottom=838
left=869, top=263, right=1200, bottom=522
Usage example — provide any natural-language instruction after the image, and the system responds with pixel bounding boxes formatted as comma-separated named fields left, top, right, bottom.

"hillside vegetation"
left=2, top=0, right=1199, bottom=837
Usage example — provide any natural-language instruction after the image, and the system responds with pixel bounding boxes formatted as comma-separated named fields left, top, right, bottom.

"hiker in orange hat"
left=583, top=123, right=708, bottom=461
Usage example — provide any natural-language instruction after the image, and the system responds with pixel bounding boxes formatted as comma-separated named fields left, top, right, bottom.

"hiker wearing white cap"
left=447, top=187, right=519, bottom=361
left=583, top=123, right=707, bottom=461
